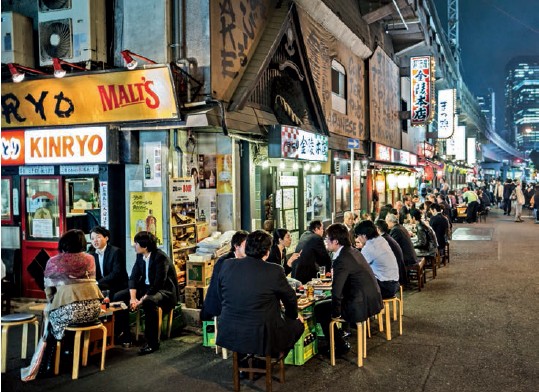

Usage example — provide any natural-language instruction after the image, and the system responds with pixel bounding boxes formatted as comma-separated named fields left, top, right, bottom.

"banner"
left=2, top=66, right=178, bottom=128
left=437, top=89, right=455, bottom=138
left=410, top=56, right=434, bottom=126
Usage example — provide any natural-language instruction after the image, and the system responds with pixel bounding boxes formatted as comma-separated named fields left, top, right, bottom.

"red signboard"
left=410, top=56, right=434, bottom=125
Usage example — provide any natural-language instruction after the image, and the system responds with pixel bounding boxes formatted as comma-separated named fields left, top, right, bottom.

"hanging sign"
left=437, top=89, right=456, bottom=138
left=410, top=56, right=434, bottom=125
left=269, top=125, right=328, bottom=162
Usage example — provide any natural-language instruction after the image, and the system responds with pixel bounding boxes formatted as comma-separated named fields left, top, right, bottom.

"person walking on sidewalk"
left=503, top=179, right=516, bottom=216
left=511, top=180, right=525, bottom=222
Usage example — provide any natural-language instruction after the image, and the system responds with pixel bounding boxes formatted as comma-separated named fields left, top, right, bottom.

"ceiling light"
left=7, top=63, right=46, bottom=83
left=121, top=50, right=157, bottom=70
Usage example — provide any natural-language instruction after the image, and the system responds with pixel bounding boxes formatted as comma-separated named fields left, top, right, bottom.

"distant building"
left=504, top=56, right=539, bottom=152
left=476, top=89, right=495, bottom=131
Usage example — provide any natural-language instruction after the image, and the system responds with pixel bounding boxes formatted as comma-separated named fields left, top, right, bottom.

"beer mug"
left=318, top=266, right=326, bottom=279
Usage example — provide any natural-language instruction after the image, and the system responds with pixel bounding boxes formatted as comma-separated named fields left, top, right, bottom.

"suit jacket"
left=430, top=214, right=449, bottom=249
left=389, top=224, right=418, bottom=266
left=331, top=246, right=383, bottom=323
left=128, top=249, right=178, bottom=311
left=381, top=233, right=408, bottom=285
left=292, top=231, right=331, bottom=284
left=90, top=245, right=128, bottom=299
left=216, top=256, right=299, bottom=356
left=200, top=250, right=235, bottom=321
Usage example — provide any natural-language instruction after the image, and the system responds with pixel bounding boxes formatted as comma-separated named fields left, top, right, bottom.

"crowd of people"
left=21, top=175, right=538, bottom=381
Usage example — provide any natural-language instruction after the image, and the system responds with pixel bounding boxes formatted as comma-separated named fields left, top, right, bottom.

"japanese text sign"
left=410, top=56, right=434, bottom=125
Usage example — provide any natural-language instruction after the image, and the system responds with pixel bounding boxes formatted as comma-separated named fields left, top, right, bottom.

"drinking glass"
left=318, top=266, right=326, bottom=279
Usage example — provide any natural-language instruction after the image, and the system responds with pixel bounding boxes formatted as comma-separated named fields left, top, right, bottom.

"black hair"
left=410, top=208, right=422, bottom=221
left=230, top=230, right=249, bottom=252
left=354, top=220, right=379, bottom=240
left=58, top=229, right=87, bottom=253
left=308, top=220, right=323, bottom=232
left=430, top=203, right=442, bottom=212
left=134, top=231, right=158, bottom=252
left=90, top=225, right=110, bottom=239
left=374, top=219, right=389, bottom=234
left=244, top=230, right=272, bottom=259
left=272, top=228, right=289, bottom=246
left=325, top=223, right=351, bottom=247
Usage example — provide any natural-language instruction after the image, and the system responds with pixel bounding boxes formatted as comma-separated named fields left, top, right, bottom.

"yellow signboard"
left=129, top=192, right=163, bottom=246
left=1, top=66, right=178, bottom=128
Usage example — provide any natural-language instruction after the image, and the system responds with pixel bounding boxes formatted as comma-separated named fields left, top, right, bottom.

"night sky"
left=433, top=0, right=539, bottom=133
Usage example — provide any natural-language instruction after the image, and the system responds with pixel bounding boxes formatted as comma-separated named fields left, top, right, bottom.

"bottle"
left=209, top=170, right=216, bottom=188
left=145, top=159, right=151, bottom=179
left=199, top=210, right=206, bottom=222
left=146, top=209, right=157, bottom=235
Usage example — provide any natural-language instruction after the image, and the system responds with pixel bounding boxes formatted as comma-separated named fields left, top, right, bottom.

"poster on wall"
left=216, top=154, right=233, bottom=194
left=143, top=142, right=162, bottom=187
left=198, top=154, right=217, bottom=189
left=130, top=192, right=163, bottom=245
left=170, top=177, right=196, bottom=204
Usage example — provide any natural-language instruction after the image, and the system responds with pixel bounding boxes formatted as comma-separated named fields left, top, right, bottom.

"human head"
left=324, top=223, right=351, bottom=248
left=374, top=219, right=390, bottom=235
left=273, top=228, right=291, bottom=248
left=230, top=230, right=249, bottom=257
left=58, top=229, right=87, bottom=253
left=385, top=213, right=398, bottom=229
left=90, top=226, right=110, bottom=251
left=395, top=201, right=403, bottom=211
left=429, top=203, right=441, bottom=214
left=343, top=211, right=354, bottom=227
left=410, top=208, right=422, bottom=222
left=354, top=220, right=379, bottom=240
left=245, top=230, right=272, bottom=259
left=134, top=231, right=158, bottom=253
left=308, top=220, right=324, bottom=237
left=403, top=195, right=412, bottom=206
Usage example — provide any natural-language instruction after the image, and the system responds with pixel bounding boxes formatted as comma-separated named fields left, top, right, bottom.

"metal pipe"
left=392, top=0, right=408, bottom=30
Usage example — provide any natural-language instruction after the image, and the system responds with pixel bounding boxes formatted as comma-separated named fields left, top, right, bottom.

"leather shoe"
left=335, top=340, right=351, bottom=355
left=138, top=344, right=159, bottom=355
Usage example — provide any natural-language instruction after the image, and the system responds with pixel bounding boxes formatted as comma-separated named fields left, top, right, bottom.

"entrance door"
left=21, top=176, right=64, bottom=298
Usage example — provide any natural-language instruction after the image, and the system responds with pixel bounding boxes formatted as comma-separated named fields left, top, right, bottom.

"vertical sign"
left=438, top=89, right=456, bottom=138
left=143, top=142, right=162, bottom=187
left=449, top=125, right=466, bottom=160
left=100, top=181, right=109, bottom=229
left=410, top=56, right=434, bottom=126
left=467, top=138, right=476, bottom=166
left=129, top=192, right=163, bottom=245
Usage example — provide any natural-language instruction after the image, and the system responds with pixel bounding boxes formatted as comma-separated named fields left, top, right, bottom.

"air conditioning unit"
left=1, top=11, right=35, bottom=67
left=38, top=0, right=106, bottom=66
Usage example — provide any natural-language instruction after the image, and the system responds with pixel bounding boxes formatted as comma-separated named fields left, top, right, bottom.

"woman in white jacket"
left=512, top=180, right=525, bottom=222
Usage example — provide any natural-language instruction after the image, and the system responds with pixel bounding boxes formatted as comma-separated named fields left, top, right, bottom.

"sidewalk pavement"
left=2, top=207, right=538, bottom=392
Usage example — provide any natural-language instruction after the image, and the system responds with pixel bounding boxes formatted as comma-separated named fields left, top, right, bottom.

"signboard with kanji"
left=410, top=56, right=434, bottom=126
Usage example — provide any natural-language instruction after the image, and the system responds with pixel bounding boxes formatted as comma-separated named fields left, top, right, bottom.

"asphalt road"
left=2, top=207, right=538, bottom=392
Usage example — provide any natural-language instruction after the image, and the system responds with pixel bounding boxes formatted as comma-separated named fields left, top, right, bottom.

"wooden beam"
left=362, top=3, right=394, bottom=24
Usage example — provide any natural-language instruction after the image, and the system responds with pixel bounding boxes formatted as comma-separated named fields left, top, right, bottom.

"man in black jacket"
left=385, top=213, right=418, bottom=266
left=89, top=226, right=128, bottom=301
left=115, top=231, right=178, bottom=354
left=503, top=179, right=516, bottom=216
left=292, top=220, right=332, bottom=284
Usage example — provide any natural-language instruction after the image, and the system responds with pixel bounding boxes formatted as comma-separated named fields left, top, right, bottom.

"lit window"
left=331, top=59, right=347, bottom=114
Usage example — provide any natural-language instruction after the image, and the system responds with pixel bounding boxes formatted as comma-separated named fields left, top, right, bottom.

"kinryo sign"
left=1, top=127, right=107, bottom=165
left=437, top=89, right=456, bottom=138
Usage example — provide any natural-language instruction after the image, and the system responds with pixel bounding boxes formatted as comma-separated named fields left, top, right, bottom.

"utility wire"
left=481, top=0, right=539, bottom=35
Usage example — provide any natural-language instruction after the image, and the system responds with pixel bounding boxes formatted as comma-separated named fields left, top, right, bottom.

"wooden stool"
left=377, top=296, right=403, bottom=341
left=329, top=318, right=366, bottom=367
left=54, top=320, right=107, bottom=380
left=232, top=352, right=285, bottom=392
left=213, top=317, right=228, bottom=359
left=135, top=306, right=174, bottom=342
left=1, top=313, right=39, bottom=373
left=406, top=258, right=426, bottom=291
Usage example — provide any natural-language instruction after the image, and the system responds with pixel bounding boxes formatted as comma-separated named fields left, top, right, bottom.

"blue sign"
left=347, top=138, right=360, bottom=149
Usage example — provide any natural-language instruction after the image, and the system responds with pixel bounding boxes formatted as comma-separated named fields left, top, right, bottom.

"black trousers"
left=114, top=288, right=169, bottom=348
left=377, top=280, right=400, bottom=299
left=466, top=201, right=479, bottom=223
left=313, top=299, right=347, bottom=346
left=503, top=198, right=512, bottom=215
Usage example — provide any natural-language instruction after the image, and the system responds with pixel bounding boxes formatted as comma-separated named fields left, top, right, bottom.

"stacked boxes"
left=185, top=285, right=208, bottom=310
left=184, top=256, right=214, bottom=309
left=285, top=306, right=319, bottom=366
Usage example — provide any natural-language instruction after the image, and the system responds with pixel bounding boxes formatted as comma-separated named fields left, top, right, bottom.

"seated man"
left=314, top=224, right=383, bottom=355
left=385, top=213, right=418, bottom=266
left=374, top=219, right=408, bottom=286
left=89, top=226, right=128, bottom=302
left=200, top=230, right=249, bottom=321
left=292, top=220, right=332, bottom=284
left=354, top=220, right=400, bottom=299
left=216, top=230, right=304, bottom=358
left=115, top=231, right=178, bottom=354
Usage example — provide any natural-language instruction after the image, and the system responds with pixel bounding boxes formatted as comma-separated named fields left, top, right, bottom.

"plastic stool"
left=135, top=306, right=174, bottom=342
left=54, top=320, right=107, bottom=379
left=1, top=313, right=39, bottom=373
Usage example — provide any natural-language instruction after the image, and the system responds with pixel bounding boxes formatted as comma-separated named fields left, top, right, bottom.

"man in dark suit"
left=314, top=223, right=383, bottom=355
left=292, top=220, right=332, bottom=284
left=115, top=231, right=178, bottom=354
left=385, top=213, right=418, bottom=266
left=89, top=226, right=128, bottom=301
left=216, top=230, right=304, bottom=357
left=374, top=219, right=408, bottom=286
left=429, top=203, right=450, bottom=256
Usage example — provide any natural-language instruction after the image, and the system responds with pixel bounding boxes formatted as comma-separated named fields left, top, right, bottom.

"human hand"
left=297, top=314, right=304, bottom=323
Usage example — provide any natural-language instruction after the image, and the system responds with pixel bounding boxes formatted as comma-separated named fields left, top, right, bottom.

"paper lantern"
left=375, top=174, right=385, bottom=193
left=397, top=173, right=409, bottom=189
left=408, top=174, right=417, bottom=188
left=387, top=173, right=397, bottom=190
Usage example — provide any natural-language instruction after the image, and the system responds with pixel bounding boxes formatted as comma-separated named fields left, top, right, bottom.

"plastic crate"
left=285, top=336, right=318, bottom=365
left=202, top=320, right=216, bottom=347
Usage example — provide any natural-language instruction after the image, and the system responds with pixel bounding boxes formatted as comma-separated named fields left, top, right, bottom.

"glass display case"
left=23, top=177, right=61, bottom=240
left=65, top=177, right=100, bottom=233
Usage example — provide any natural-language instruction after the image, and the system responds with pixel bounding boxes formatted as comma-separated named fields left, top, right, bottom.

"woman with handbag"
left=21, top=230, right=103, bottom=381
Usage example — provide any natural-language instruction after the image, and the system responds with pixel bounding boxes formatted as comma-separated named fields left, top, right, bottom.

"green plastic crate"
left=202, top=320, right=216, bottom=347
left=284, top=336, right=318, bottom=365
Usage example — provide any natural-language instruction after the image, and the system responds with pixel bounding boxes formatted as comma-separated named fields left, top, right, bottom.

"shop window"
left=24, top=178, right=61, bottom=239
left=331, top=60, right=347, bottom=114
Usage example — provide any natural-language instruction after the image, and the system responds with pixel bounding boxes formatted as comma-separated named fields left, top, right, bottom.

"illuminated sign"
left=467, top=137, right=476, bottom=165
left=418, top=142, right=435, bottom=159
left=1, top=66, right=178, bottom=128
left=447, top=125, right=466, bottom=160
left=1, top=130, right=25, bottom=165
left=410, top=56, right=434, bottom=125
left=375, top=144, right=392, bottom=162
left=437, top=89, right=456, bottom=138
left=271, top=126, right=328, bottom=162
